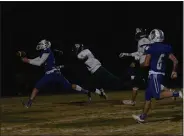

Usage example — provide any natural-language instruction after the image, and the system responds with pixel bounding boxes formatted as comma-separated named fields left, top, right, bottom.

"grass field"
left=1, top=90, right=183, bottom=136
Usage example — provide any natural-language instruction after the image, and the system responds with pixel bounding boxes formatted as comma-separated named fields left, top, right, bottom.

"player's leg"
left=130, top=66, right=144, bottom=104
left=99, top=67, right=122, bottom=99
left=122, top=76, right=140, bottom=105
left=91, top=66, right=119, bottom=98
left=122, top=88, right=138, bottom=105
left=160, top=88, right=183, bottom=99
left=95, top=66, right=121, bottom=90
left=153, top=75, right=182, bottom=99
left=132, top=74, right=153, bottom=123
left=161, top=84, right=182, bottom=100
left=123, top=66, right=148, bottom=105
left=138, top=74, right=164, bottom=121
left=83, top=71, right=108, bottom=100
left=29, top=88, right=39, bottom=102
left=131, top=87, right=139, bottom=103
left=23, top=74, right=53, bottom=108
left=55, top=73, right=91, bottom=100
left=93, top=88, right=108, bottom=100
left=71, top=84, right=92, bottom=101
left=133, top=74, right=183, bottom=123
left=71, top=84, right=89, bottom=94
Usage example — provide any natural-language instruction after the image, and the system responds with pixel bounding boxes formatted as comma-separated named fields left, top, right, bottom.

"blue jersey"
left=40, top=48, right=56, bottom=72
left=145, top=42, right=172, bottom=73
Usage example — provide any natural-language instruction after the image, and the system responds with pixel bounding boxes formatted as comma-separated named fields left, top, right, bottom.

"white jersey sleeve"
left=77, top=49, right=90, bottom=60
left=77, top=49, right=101, bottom=74
left=29, top=53, right=50, bottom=66
left=137, top=38, right=150, bottom=64
left=137, top=38, right=150, bottom=53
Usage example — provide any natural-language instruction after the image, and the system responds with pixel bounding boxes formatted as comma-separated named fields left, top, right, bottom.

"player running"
left=73, top=43, right=121, bottom=99
left=19, top=39, right=91, bottom=108
left=119, top=28, right=176, bottom=105
left=132, top=29, right=183, bottom=123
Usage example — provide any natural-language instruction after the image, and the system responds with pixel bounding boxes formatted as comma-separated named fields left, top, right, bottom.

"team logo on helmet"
left=148, top=29, right=164, bottom=43
left=36, top=39, right=51, bottom=50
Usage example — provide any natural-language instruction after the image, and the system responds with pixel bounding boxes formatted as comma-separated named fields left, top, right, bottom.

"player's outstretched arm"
left=119, top=52, right=140, bottom=60
left=22, top=53, right=50, bottom=66
left=77, top=49, right=89, bottom=60
left=169, top=53, right=178, bottom=79
left=119, top=52, right=130, bottom=58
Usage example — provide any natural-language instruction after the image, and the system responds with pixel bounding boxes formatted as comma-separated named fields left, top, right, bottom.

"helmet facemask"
left=36, top=39, right=51, bottom=51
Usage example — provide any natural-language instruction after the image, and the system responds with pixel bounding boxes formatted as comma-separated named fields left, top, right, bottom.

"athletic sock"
left=75, top=85, right=82, bottom=91
left=172, top=92, right=179, bottom=97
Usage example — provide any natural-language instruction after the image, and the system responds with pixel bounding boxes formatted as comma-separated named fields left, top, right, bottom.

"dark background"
left=1, top=2, right=183, bottom=96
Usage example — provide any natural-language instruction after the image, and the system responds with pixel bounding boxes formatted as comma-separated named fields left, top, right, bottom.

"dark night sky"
left=1, top=2, right=183, bottom=95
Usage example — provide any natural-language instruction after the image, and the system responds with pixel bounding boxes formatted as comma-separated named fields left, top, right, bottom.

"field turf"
left=1, top=90, right=183, bottom=136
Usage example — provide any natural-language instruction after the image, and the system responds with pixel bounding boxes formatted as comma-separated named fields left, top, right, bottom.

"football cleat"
left=122, top=100, right=136, bottom=106
left=132, top=114, right=145, bottom=123
left=179, top=91, right=183, bottom=99
left=22, top=99, right=32, bottom=108
left=99, top=88, right=108, bottom=100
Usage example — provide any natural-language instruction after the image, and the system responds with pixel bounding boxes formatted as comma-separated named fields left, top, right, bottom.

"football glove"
left=119, top=53, right=129, bottom=58
left=16, top=51, right=26, bottom=58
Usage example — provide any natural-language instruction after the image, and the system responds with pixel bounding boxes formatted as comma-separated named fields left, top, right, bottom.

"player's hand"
left=134, top=55, right=140, bottom=60
left=22, top=57, right=29, bottom=63
left=119, top=53, right=128, bottom=58
left=171, top=71, right=177, bottom=79
left=16, top=51, right=26, bottom=58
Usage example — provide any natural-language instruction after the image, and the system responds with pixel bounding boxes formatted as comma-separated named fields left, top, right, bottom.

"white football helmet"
left=148, top=29, right=164, bottom=43
left=36, top=39, right=51, bottom=50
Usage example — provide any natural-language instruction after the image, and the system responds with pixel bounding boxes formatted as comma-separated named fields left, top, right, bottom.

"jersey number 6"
left=157, top=54, right=165, bottom=70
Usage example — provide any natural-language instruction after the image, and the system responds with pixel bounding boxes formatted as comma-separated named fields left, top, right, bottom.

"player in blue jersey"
left=20, top=39, right=91, bottom=108
left=120, top=28, right=178, bottom=105
left=132, top=29, right=183, bottom=123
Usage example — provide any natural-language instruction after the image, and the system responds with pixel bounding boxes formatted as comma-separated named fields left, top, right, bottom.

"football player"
left=20, top=39, right=91, bottom=108
left=119, top=28, right=176, bottom=105
left=72, top=43, right=121, bottom=99
left=132, top=29, right=183, bottom=123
